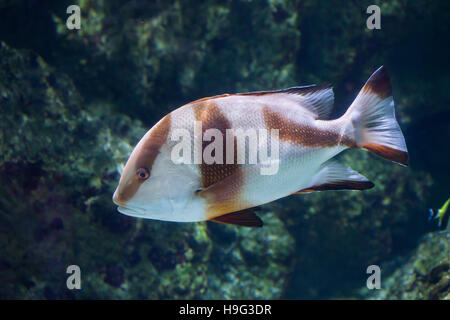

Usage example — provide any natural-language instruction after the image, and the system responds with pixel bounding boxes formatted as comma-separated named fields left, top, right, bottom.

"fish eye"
left=136, top=167, right=150, bottom=180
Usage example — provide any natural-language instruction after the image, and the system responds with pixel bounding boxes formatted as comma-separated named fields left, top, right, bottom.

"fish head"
left=112, top=115, right=201, bottom=221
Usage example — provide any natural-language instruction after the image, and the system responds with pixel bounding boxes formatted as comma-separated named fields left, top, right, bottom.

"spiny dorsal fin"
left=239, top=84, right=334, bottom=119
left=192, top=85, right=335, bottom=120
left=210, top=208, right=263, bottom=228
left=293, top=160, right=374, bottom=194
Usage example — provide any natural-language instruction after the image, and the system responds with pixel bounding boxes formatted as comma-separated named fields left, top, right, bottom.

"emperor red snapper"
left=113, top=66, right=408, bottom=227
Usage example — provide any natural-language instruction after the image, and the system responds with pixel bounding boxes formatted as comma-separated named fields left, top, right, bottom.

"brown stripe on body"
left=135, top=114, right=172, bottom=171
left=262, top=107, right=355, bottom=147
left=114, top=114, right=171, bottom=205
left=193, top=101, right=244, bottom=217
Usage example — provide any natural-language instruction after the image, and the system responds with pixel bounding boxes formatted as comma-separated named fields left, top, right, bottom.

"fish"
left=428, top=198, right=450, bottom=230
left=113, top=66, right=408, bottom=227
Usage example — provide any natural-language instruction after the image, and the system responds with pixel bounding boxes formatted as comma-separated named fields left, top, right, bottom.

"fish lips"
left=117, top=205, right=148, bottom=218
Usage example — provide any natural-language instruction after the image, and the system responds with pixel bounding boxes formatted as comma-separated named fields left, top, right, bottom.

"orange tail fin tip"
left=363, top=143, right=409, bottom=166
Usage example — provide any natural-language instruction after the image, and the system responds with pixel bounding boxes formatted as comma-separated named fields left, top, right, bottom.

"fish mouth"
left=117, top=205, right=148, bottom=218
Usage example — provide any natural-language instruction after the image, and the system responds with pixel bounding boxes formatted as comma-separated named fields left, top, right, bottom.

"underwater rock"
left=49, top=0, right=301, bottom=126
left=363, top=231, right=449, bottom=300
left=204, top=212, right=294, bottom=299
left=104, top=265, right=125, bottom=288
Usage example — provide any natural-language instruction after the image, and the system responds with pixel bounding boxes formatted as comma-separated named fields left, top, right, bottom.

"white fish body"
left=113, top=66, right=408, bottom=227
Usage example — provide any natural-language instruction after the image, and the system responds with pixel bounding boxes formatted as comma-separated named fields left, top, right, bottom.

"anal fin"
left=210, top=208, right=263, bottom=228
left=294, top=180, right=374, bottom=193
left=294, top=160, right=374, bottom=194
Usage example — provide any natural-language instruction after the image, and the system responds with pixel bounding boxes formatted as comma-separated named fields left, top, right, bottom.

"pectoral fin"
left=210, top=208, right=263, bottom=227
left=197, top=164, right=259, bottom=218
left=294, top=160, right=374, bottom=194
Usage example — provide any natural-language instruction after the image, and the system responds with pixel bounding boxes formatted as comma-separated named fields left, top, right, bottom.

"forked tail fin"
left=343, top=66, right=409, bottom=166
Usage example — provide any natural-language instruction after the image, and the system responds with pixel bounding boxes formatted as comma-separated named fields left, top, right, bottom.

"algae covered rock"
left=204, top=212, right=294, bottom=299
left=367, top=231, right=449, bottom=300
left=49, top=0, right=301, bottom=126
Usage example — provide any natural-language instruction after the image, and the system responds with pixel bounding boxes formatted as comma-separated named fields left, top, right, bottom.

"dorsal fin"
left=239, top=84, right=334, bottom=119
left=191, top=84, right=334, bottom=120
left=210, top=208, right=263, bottom=228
